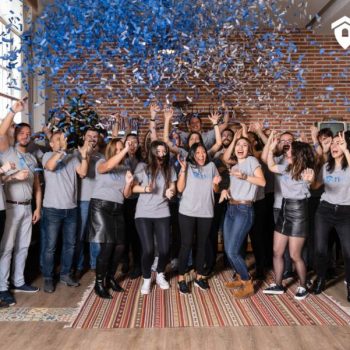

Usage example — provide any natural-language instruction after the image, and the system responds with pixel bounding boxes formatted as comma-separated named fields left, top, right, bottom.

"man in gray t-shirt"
left=0, top=100, right=42, bottom=305
left=41, top=131, right=89, bottom=293
left=179, top=110, right=229, bottom=149
left=75, top=128, right=103, bottom=275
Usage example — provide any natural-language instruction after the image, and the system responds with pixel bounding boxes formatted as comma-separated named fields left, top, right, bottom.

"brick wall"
left=53, top=30, right=350, bottom=142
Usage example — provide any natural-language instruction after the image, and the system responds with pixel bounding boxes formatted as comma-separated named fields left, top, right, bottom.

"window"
left=0, top=0, right=23, bottom=123
left=342, top=28, right=349, bottom=37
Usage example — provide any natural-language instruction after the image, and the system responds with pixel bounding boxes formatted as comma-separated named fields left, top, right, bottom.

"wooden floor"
left=0, top=270, right=349, bottom=350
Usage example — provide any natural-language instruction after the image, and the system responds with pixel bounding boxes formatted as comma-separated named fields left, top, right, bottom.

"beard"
left=222, top=139, right=232, bottom=148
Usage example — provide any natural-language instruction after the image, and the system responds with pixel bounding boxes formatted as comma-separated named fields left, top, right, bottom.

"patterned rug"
left=67, top=270, right=350, bottom=328
left=0, top=307, right=75, bottom=322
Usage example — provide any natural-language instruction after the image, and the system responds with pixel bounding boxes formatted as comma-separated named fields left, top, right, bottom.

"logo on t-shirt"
left=325, top=175, right=341, bottom=183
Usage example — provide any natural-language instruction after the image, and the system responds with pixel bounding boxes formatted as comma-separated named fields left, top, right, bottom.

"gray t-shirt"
left=229, top=156, right=261, bottom=202
left=179, top=129, right=216, bottom=149
left=134, top=163, right=177, bottom=218
left=273, top=155, right=287, bottom=209
left=0, top=146, right=37, bottom=202
left=179, top=162, right=219, bottom=218
left=276, top=164, right=310, bottom=200
left=42, top=151, right=80, bottom=209
left=78, top=152, right=104, bottom=201
left=91, top=158, right=128, bottom=204
left=319, top=164, right=350, bottom=205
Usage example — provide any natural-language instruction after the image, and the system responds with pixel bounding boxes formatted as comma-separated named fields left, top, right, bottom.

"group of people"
left=0, top=98, right=350, bottom=309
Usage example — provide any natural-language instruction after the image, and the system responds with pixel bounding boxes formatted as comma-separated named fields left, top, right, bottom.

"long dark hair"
left=231, top=137, right=254, bottom=162
left=326, top=135, right=350, bottom=173
left=186, top=132, right=204, bottom=149
left=147, top=140, right=171, bottom=188
left=286, top=141, right=315, bottom=180
left=186, top=142, right=209, bottom=167
left=125, top=133, right=143, bottom=161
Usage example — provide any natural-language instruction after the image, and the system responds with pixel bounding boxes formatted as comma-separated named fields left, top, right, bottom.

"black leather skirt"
left=88, top=198, right=125, bottom=244
left=275, top=198, right=308, bottom=237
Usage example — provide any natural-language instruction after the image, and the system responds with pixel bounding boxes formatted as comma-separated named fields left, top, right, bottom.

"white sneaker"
left=141, top=278, right=152, bottom=295
left=156, top=272, right=170, bottom=290
left=151, top=256, right=159, bottom=272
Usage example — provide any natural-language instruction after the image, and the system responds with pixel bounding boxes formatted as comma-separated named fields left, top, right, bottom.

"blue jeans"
left=40, top=208, right=46, bottom=270
left=75, top=201, right=100, bottom=270
left=42, top=207, right=78, bottom=279
left=223, top=204, right=254, bottom=280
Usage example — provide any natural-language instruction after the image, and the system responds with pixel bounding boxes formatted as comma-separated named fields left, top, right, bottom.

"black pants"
left=0, top=210, right=5, bottom=243
left=170, top=200, right=181, bottom=260
left=314, top=201, right=350, bottom=283
left=249, top=198, right=268, bottom=272
left=207, top=194, right=227, bottom=272
left=96, top=243, right=124, bottom=279
left=123, top=198, right=141, bottom=268
left=178, top=213, right=212, bottom=276
left=135, top=217, right=171, bottom=279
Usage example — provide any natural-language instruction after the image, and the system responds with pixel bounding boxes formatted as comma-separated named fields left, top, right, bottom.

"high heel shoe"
left=107, top=277, right=125, bottom=292
left=94, top=277, right=112, bottom=299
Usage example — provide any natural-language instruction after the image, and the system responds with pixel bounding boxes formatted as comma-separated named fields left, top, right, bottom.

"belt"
left=229, top=199, right=253, bottom=206
left=6, top=200, right=31, bottom=205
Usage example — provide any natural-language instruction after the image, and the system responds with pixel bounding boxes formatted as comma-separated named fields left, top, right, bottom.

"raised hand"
left=302, top=168, right=315, bottom=183
left=59, top=133, right=68, bottom=151
left=240, top=123, right=248, bottom=138
left=208, top=112, right=220, bottom=125
left=12, top=98, right=27, bottom=114
left=177, top=154, right=187, bottom=170
left=310, top=125, right=319, bottom=142
left=268, top=131, right=278, bottom=152
left=320, top=136, right=332, bottom=154
left=163, top=107, right=174, bottom=120
left=125, top=170, right=134, bottom=185
left=338, top=131, right=348, bottom=152
left=150, top=102, right=161, bottom=118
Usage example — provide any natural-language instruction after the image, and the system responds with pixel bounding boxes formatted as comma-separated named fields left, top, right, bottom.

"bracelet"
left=9, top=107, right=15, bottom=114
left=81, top=157, right=87, bottom=160
left=241, top=173, right=248, bottom=180
left=180, top=169, right=186, bottom=174
left=150, top=119, right=156, bottom=122
left=213, top=124, right=218, bottom=126
left=144, top=186, right=147, bottom=193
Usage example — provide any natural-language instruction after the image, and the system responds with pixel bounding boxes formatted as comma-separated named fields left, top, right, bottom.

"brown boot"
left=224, top=275, right=243, bottom=289
left=232, top=278, right=254, bottom=299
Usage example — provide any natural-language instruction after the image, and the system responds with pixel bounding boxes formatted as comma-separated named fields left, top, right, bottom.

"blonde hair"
left=105, top=138, right=124, bottom=160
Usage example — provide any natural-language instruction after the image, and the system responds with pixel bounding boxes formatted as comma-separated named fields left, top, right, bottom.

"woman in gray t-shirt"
left=311, top=132, right=350, bottom=301
left=221, top=136, right=266, bottom=299
left=88, top=139, right=133, bottom=299
left=177, top=142, right=221, bottom=294
left=132, top=141, right=177, bottom=295
left=264, top=133, right=315, bottom=300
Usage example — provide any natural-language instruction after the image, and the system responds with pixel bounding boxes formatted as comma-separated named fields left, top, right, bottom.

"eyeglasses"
left=279, top=140, right=292, bottom=144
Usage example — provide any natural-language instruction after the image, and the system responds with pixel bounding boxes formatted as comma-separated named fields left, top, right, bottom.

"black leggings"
left=123, top=198, right=141, bottom=268
left=135, top=217, right=171, bottom=278
left=96, top=243, right=125, bottom=278
left=178, top=213, right=212, bottom=276
left=314, top=201, right=350, bottom=283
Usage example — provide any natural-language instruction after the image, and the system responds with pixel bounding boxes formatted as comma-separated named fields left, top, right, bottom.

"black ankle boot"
left=347, top=283, right=350, bottom=302
left=94, top=278, right=112, bottom=299
left=312, top=277, right=326, bottom=295
left=107, top=276, right=124, bottom=292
